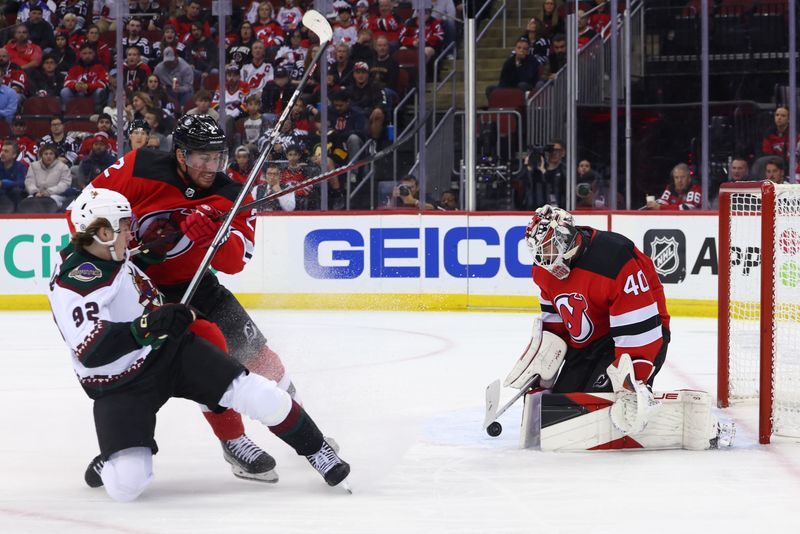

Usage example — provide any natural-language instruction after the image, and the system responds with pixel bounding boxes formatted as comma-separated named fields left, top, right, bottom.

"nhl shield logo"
left=643, top=229, right=686, bottom=284
left=650, top=237, right=680, bottom=276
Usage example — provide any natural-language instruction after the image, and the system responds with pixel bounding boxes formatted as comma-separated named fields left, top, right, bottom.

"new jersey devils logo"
left=136, top=209, right=194, bottom=259
left=553, top=293, right=594, bottom=343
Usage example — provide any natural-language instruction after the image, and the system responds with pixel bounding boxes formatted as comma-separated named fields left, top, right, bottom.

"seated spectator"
left=398, top=8, right=444, bottom=65
left=52, top=30, right=77, bottom=74
left=347, top=61, right=389, bottom=141
left=121, top=46, right=152, bottom=94
left=73, top=24, right=112, bottom=69
left=589, top=0, right=612, bottom=34
left=0, top=48, right=28, bottom=96
left=350, top=27, right=376, bottom=65
left=541, top=0, right=563, bottom=36
left=260, top=162, right=296, bottom=212
left=152, top=24, right=186, bottom=67
left=146, top=134, right=164, bottom=150
left=123, top=16, right=153, bottom=64
left=124, top=118, right=150, bottom=152
left=762, top=106, right=800, bottom=177
left=153, top=46, right=194, bottom=106
left=91, top=0, right=117, bottom=32
left=261, top=67, right=293, bottom=121
left=144, top=74, right=179, bottom=123
left=184, top=21, right=218, bottom=82
left=728, top=157, right=750, bottom=182
left=78, top=112, right=117, bottom=158
left=645, top=163, right=702, bottom=210
left=281, top=148, right=315, bottom=210
left=5, top=24, right=43, bottom=70
left=0, top=84, right=20, bottom=125
left=520, top=18, right=551, bottom=65
left=242, top=40, right=274, bottom=94
left=11, top=116, right=39, bottom=166
left=214, top=64, right=250, bottom=132
left=574, top=182, right=607, bottom=210
left=17, top=0, right=56, bottom=25
left=436, top=189, right=459, bottom=211
left=577, top=10, right=597, bottom=48
left=61, top=43, right=109, bottom=112
left=333, top=4, right=359, bottom=49
left=170, top=0, right=212, bottom=41
left=57, top=0, right=89, bottom=31
left=61, top=13, right=84, bottom=50
left=29, top=53, right=65, bottom=96
left=253, top=1, right=285, bottom=50
left=328, top=90, right=366, bottom=163
left=275, top=29, right=309, bottom=83
left=19, top=144, right=71, bottom=213
left=243, top=93, right=270, bottom=149
left=355, top=0, right=371, bottom=28
left=543, top=33, right=567, bottom=79
left=129, top=91, right=153, bottom=122
left=277, top=0, right=304, bottom=32
left=185, top=89, right=219, bottom=121
left=369, top=0, right=402, bottom=49
left=386, top=174, right=434, bottom=209
left=370, top=35, right=399, bottom=93
left=489, top=38, right=539, bottom=96
left=0, top=141, right=26, bottom=213
left=430, top=0, right=457, bottom=54
left=227, top=145, right=253, bottom=184
left=24, top=5, right=55, bottom=52
left=228, top=21, right=257, bottom=67
left=38, top=115, right=80, bottom=167
left=144, top=108, right=167, bottom=137
left=130, top=0, right=162, bottom=31
left=77, top=132, right=116, bottom=187
left=764, top=157, right=786, bottom=184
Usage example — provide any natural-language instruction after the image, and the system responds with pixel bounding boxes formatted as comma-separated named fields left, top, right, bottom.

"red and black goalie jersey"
left=89, top=148, right=257, bottom=286
left=533, top=228, right=670, bottom=382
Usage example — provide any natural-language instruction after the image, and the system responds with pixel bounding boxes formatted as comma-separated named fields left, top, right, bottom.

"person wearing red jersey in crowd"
left=11, top=116, right=39, bottom=167
left=87, top=115, right=320, bottom=482
left=61, top=13, right=85, bottom=50
left=226, top=145, right=253, bottom=184
left=398, top=8, right=444, bottom=65
left=277, top=0, right=304, bottom=31
left=512, top=205, right=669, bottom=434
left=369, top=0, right=402, bottom=48
left=61, top=43, right=109, bottom=112
left=78, top=113, right=118, bottom=159
left=0, top=48, right=28, bottom=96
left=253, top=1, right=285, bottom=50
left=169, top=0, right=211, bottom=41
left=645, top=163, right=702, bottom=210
left=576, top=10, right=597, bottom=48
left=5, top=25, right=43, bottom=70
left=73, top=24, right=112, bottom=69
left=762, top=106, right=800, bottom=177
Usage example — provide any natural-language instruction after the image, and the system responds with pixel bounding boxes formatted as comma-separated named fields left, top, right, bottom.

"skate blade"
left=229, top=465, right=280, bottom=483
left=339, top=479, right=353, bottom=494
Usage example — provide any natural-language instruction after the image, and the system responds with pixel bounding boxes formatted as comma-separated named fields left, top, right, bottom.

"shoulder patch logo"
left=554, top=292, right=594, bottom=343
left=68, top=262, right=102, bottom=282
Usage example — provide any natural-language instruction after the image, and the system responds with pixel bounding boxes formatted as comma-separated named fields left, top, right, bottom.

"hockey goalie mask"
left=525, top=205, right=581, bottom=280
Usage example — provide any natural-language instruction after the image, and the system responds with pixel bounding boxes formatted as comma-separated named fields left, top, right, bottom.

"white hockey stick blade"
left=483, top=379, right=501, bottom=430
left=302, top=10, right=333, bottom=44
left=494, top=374, right=541, bottom=421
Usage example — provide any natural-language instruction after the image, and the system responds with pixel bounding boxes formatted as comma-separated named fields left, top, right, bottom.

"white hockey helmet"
left=525, top=205, right=582, bottom=280
left=70, top=187, right=133, bottom=234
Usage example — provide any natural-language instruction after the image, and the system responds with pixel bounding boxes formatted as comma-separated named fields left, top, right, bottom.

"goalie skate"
left=306, top=440, right=350, bottom=488
left=221, top=435, right=278, bottom=483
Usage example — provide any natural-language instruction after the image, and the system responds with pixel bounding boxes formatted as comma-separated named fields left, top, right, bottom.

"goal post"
left=717, top=180, right=800, bottom=444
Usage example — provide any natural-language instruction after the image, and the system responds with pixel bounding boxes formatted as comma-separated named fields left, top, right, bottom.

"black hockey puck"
left=486, top=421, right=502, bottom=437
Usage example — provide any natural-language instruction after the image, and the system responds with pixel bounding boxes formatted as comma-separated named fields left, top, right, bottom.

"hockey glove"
left=179, top=204, right=228, bottom=248
left=131, top=303, right=197, bottom=348
left=607, top=354, right=661, bottom=435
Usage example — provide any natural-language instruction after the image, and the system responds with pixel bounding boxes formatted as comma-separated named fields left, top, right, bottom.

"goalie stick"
left=483, top=375, right=541, bottom=437
left=179, top=9, right=333, bottom=305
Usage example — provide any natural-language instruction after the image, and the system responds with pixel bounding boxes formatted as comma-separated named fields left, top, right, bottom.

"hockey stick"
left=179, top=9, right=332, bottom=305
left=483, top=374, right=541, bottom=437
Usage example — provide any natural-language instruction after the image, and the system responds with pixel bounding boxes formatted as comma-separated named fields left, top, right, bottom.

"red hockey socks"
left=203, top=409, right=246, bottom=441
left=268, top=400, right=324, bottom=456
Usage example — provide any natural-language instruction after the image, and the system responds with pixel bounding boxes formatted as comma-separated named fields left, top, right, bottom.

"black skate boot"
left=306, top=440, right=350, bottom=487
left=84, top=455, right=104, bottom=488
left=221, top=434, right=279, bottom=483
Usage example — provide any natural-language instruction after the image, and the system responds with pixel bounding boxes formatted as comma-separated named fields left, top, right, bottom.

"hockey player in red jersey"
left=87, top=115, right=301, bottom=483
left=646, top=163, right=702, bottom=210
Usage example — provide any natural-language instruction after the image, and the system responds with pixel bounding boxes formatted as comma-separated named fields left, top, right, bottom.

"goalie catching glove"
left=179, top=204, right=229, bottom=248
left=131, top=303, right=197, bottom=348
left=607, top=354, right=661, bottom=435
left=504, top=317, right=567, bottom=389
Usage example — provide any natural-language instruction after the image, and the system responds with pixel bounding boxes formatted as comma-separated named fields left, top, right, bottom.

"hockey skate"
left=84, top=455, right=104, bottom=488
left=221, top=434, right=279, bottom=483
left=306, top=439, right=350, bottom=488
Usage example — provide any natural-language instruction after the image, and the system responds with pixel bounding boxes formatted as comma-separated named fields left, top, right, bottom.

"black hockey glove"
left=131, top=303, right=196, bottom=348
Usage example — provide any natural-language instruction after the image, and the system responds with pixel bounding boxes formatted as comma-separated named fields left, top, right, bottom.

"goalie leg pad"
left=504, top=318, right=567, bottom=389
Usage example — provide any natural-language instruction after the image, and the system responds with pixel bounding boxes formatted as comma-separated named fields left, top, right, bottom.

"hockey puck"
left=486, top=421, right=502, bottom=437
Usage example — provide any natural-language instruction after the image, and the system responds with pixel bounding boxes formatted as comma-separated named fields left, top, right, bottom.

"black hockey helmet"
left=173, top=114, right=227, bottom=152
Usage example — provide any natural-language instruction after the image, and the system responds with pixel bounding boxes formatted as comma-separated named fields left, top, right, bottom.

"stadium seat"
left=64, top=98, right=96, bottom=116
left=395, top=68, right=410, bottom=96
left=487, top=88, right=526, bottom=111
left=203, top=75, right=220, bottom=90
left=25, top=118, right=52, bottom=139
left=22, top=96, right=61, bottom=116
left=143, top=30, right=162, bottom=44
left=99, top=30, right=116, bottom=47
left=0, top=121, right=9, bottom=138
left=393, top=49, right=419, bottom=84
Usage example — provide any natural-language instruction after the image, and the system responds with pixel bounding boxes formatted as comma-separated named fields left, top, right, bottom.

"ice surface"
left=1, top=311, right=799, bottom=533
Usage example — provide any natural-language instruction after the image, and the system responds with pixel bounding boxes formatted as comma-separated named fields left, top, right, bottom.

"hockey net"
left=718, top=181, right=800, bottom=444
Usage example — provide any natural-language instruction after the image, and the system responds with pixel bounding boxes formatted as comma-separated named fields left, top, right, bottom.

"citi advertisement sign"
left=303, top=226, right=534, bottom=279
